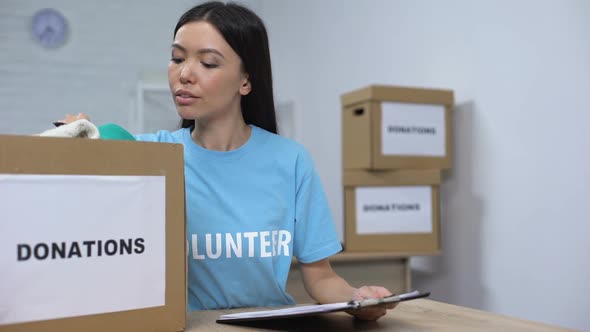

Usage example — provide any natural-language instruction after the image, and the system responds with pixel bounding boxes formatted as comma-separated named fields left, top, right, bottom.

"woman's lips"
left=175, top=95, right=199, bottom=105
left=175, top=89, right=200, bottom=105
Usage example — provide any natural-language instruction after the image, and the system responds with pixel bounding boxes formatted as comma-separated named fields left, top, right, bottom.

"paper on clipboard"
left=216, top=290, right=430, bottom=323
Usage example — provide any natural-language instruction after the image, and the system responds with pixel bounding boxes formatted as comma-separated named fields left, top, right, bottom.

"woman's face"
left=168, top=21, right=250, bottom=122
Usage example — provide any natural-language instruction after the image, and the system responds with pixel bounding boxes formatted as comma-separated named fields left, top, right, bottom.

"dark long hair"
left=174, top=1, right=278, bottom=134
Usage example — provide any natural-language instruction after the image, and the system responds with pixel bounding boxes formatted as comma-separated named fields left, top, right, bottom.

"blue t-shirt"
left=136, top=125, right=342, bottom=311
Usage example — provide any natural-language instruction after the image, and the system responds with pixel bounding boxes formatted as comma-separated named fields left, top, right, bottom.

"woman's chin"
left=177, top=108, right=201, bottom=121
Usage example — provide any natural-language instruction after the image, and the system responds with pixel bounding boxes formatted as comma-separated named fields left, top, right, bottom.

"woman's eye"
left=201, top=62, right=219, bottom=69
left=171, top=57, right=184, bottom=64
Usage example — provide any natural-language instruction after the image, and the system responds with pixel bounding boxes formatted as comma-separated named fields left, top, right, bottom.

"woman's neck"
left=191, top=116, right=251, bottom=152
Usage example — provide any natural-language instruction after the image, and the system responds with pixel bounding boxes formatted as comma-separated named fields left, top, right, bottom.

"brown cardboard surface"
left=342, top=102, right=373, bottom=169
left=340, top=85, right=453, bottom=108
left=344, top=186, right=440, bottom=254
left=343, top=169, right=441, bottom=186
left=341, top=85, right=454, bottom=170
left=0, top=135, right=186, bottom=332
left=342, top=169, right=441, bottom=254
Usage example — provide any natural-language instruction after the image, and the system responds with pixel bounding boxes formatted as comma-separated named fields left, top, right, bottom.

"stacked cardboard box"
left=341, top=85, right=454, bottom=254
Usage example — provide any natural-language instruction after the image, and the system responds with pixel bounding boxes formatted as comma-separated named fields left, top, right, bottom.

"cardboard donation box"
left=343, top=169, right=441, bottom=254
left=0, top=135, right=186, bottom=332
left=341, top=85, right=454, bottom=170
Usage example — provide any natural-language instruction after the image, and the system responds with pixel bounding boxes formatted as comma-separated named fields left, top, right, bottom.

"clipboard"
left=216, top=290, right=430, bottom=324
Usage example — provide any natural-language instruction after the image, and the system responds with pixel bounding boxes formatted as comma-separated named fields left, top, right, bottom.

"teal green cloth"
left=98, top=124, right=135, bottom=141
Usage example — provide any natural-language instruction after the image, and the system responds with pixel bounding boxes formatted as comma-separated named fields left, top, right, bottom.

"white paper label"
left=0, top=175, right=166, bottom=325
left=381, top=102, right=446, bottom=156
left=355, top=186, right=432, bottom=234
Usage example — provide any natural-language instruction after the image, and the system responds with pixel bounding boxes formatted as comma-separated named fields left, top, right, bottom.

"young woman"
left=62, top=1, right=396, bottom=320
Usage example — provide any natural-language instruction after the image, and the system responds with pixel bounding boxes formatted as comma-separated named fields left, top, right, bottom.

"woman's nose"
left=179, top=61, right=196, bottom=84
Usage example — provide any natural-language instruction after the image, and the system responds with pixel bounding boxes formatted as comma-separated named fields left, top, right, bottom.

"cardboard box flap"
left=341, top=85, right=454, bottom=107
left=343, top=169, right=441, bottom=187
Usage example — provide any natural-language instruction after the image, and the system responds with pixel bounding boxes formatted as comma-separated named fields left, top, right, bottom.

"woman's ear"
left=239, top=76, right=251, bottom=96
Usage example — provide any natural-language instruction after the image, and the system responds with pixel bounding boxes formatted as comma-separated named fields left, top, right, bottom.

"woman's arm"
left=299, top=258, right=355, bottom=303
left=299, top=258, right=397, bottom=320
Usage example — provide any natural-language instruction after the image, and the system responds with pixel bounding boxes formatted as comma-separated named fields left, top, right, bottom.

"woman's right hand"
left=57, top=113, right=91, bottom=124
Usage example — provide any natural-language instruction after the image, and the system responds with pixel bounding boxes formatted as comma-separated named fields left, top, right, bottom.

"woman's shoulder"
left=134, top=128, right=187, bottom=143
left=254, top=126, right=308, bottom=154
left=253, top=126, right=316, bottom=168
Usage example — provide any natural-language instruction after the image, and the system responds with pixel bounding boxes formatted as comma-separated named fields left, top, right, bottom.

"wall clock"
left=31, top=8, right=69, bottom=48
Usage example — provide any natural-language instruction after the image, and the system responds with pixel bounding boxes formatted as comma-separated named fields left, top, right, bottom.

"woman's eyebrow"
left=197, top=48, right=225, bottom=59
left=171, top=43, right=225, bottom=59
left=171, top=43, right=186, bottom=52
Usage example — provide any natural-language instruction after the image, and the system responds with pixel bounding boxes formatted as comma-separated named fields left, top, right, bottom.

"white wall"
left=259, top=0, right=590, bottom=330
left=2, top=0, right=589, bottom=330
left=0, top=0, right=261, bottom=134
left=262, top=0, right=590, bottom=329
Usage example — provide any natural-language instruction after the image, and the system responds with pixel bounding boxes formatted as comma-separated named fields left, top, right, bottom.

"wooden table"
left=185, top=299, right=573, bottom=332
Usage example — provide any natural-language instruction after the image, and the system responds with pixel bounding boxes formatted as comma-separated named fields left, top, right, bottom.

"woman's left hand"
left=57, top=113, right=91, bottom=124
left=347, top=286, right=397, bottom=321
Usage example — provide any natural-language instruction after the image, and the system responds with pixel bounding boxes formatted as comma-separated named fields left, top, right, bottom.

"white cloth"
left=38, top=119, right=100, bottom=139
